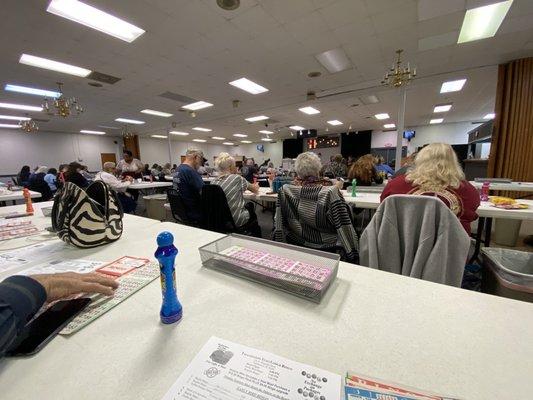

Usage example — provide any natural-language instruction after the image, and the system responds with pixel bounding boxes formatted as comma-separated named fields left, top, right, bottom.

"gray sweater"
left=360, top=195, right=470, bottom=287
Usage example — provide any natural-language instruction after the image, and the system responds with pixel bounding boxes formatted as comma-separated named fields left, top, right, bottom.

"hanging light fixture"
left=42, top=82, right=84, bottom=118
left=381, top=49, right=416, bottom=88
left=19, top=114, right=39, bottom=133
left=121, top=124, right=135, bottom=139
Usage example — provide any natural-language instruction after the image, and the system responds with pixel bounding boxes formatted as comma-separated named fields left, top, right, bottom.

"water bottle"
left=154, top=231, right=183, bottom=324
left=480, top=181, right=490, bottom=201
left=351, top=179, right=357, bottom=197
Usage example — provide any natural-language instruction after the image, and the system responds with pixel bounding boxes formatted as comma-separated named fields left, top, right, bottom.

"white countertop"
left=0, top=189, right=42, bottom=202
left=128, top=181, right=173, bottom=190
left=0, top=204, right=532, bottom=399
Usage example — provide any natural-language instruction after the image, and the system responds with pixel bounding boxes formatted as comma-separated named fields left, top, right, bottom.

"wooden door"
left=101, top=153, right=117, bottom=168
left=123, top=135, right=141, bottom=159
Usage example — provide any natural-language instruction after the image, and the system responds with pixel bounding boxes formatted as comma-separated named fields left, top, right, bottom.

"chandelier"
left=42, top=82, right=84, bottom=118
left=19, top=118, right=39, bottom=133
left=381, top=49, right=416, bottom=88
left=122, top=125, right=135, bottom=139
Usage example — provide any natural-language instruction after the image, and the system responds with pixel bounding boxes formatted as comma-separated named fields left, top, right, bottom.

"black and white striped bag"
left=51, top=181, right=124, bottom=248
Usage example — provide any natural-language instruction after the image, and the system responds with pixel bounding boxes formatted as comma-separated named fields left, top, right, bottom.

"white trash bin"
left=143, top=194, right=170, bottom=221
left=492, top=218, right=522, bottom=246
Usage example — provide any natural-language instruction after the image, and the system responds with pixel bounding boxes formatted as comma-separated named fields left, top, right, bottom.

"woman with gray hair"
left=213, top=152, right=261, bottom=236
left=273, top=152, right=359, bottom=262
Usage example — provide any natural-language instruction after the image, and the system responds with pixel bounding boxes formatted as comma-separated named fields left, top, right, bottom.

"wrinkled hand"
left=335, top=180, right=344, bottom=189
left=250, top=183, right=260, bottom=194
left=31, top=272, right=119, bottom=302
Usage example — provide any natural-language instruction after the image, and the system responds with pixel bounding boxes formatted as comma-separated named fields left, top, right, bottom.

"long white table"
left=470, top=180, right=533, bottom=192
left=129, top=181, right=173, bottom=190
left=0, top=205, right=532, bottom=399
left=0, top=189, right=42, bottom=205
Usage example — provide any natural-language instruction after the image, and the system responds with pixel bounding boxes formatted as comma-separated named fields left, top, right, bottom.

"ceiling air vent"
left=86, top=71, right=121, bottom=84
left=158, top=91, right=197, bottom=104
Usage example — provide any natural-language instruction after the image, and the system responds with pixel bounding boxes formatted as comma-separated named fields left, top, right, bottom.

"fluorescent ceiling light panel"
left=433, top=104, right=453, bottom=113
left=80, top=129, right=106, bottom=135
left=457, top=0, right=513, bottom=44
left=0, top=102, right=43, bottom=112
left=261, top=138, right=273, bottom=141
left=430, top=118, right=444, bottom=124
left=151, top=135, right=168, bottom=139
left=115, top=117, right=145, bottom=124
left=192, top=139, right=206, bottom=143
left=327, top=120, right=343, bottom=126
left=0, top=123, right=21, bottom=129
left=245, top=115, right=269, bottom=122
left=484, top=113, right=495, bottom=119
left=259, top=130, right=273, bottom=134
left=223, top=142, right=234, bottom=145
left=383, top=123, right=396, bottom=129
left=5, top=84, right=61, bottom=98
left=229, top=77, right=268, bottom=94
left=170, top=131, right=189, bottom=136
left=182, top=101, right=213, bottom=111
left=47, top=0, right=145, bottom=43
left=315, top=48, right=351, bottom=73
left=140, top=109, right=173, bottom=117
left=360, top=95, right=380, bottom=105
left=299, top=106, right=320, bottom=115
left=241, top=140, right=252, bottom=144
left=19, top=54, right=91, bottom=77
left=0, top=114, right=31, bottom=121
left=440, top=79, right=466, bottom=93
left=212, top=136, right=225, bottom=140
left=193, top=127, right=211, bottom=132
left=98, top=125, right=120, bottom=129
left=289, top=125, right=305, bottom=131
left=374, top=113, right=390, bottom=120
left=233, top=133, right=247, bottom=137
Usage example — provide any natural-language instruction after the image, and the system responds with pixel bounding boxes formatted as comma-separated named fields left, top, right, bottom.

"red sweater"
left=381, top=175, right=480, bottom=233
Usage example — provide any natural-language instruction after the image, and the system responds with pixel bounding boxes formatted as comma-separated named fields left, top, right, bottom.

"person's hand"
left=335, top=179, right=344, bottom=189
left=31, top=272, right=119, bottom=302
left=124, top=176, right=133, bottom=182
left=250, top=183, right=260, bottom=194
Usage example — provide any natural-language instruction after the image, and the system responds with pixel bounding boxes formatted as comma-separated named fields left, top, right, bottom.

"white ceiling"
left=1, top=0, right=532, bottom=143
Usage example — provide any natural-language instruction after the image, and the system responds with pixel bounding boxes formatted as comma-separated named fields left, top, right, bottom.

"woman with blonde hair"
left=381, top=143, right=479, bottom=232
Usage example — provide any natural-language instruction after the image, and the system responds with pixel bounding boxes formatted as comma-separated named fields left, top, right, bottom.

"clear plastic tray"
left=199, top=234, right=339, bottom=303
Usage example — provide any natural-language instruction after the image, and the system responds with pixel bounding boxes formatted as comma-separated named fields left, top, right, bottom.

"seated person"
left=348, top=154, right=383, bottom=186
left=94, top=162, right=136, bottom=213
left=392, top=151, right=418, bottom=178
left=117, top=150, right=144, bottom=179
left=381, top=143, right=480, bottom=233
left=0, top=272, right=117, bottom=357
left=374, top=156, right=394, bottom=177
left=64, top=162, right=89, bottom=188
left=272, top=152, right=359, bottom=262
left=324, top=154, right=347, bottom=178
left=173, top=148, right=205, bottom=224
left=17, top=165, right=31, bottom=187
left=240, top=159, right=257, bottom=183
left=44, top=167, right=58, bottom=193
left=28, top=166, right=53, bottom=201
left=212, top=152, right=261, bottom=237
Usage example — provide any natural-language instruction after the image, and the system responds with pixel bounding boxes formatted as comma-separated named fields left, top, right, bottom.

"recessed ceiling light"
left=98, top=125, right=120, bottom=129
left=223, top=142, right=234, bottom=145
left=374, top=113, right=390, bottom=120
left=259, top=130, right=273, bottom=134
left=440, top=79, right=466, bottom=93
left=212, top=136, right=225, bottom=140
left=47, top=0, right=145, bottom=43
left=80, top=129, right=106, bottom=135
left=229, top=77, right=269, bottom=94
left=233, top=133, right=247, bottom=137
left=193, top=127, right=212, bottom=132
left=151, top=134, right=168, bottom=139
left=315, top=48, right=351, bottom=73
left=0, top=123, right=21, bottom=129
left=19, top=54, right=91, bottom=77
left=484, top=113, right=495, bottom=119
left=299, top=106, right=320, bottom=115
left=245, top=115, right=269, bottom=122
left=261, top=138, right=273, bottom=141
left=115, top=117, right=145, bottom=124
left=140, top=109, right=173, bottom=117
left=433, top=104, right=453, bottom=113
left=0, top=102, right=43, bottom=112
left=458, top=0, right=513, bottom=44
left=289, top=125, right=305, bottom=130
left=0, top=114, right=31, bottom=121
left=192, top=138, right=206, bottom=143
left=430, top=118, right=444, bottom=124
left=383, top=123, right=396, bottom=129
left=327, top=120, right=343, bottom=126
left=5, top=84, right=61, bottom=98
left=240, top=140, right=252, bottom=144
left=170, top=131, right=189, bottom=136
left=182, top=101, right=213, bottom=111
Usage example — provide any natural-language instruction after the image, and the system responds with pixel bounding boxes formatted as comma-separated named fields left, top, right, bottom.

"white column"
left=395, top=88, right=407, bottom=172
left=167, top=129, right=172, bottom=165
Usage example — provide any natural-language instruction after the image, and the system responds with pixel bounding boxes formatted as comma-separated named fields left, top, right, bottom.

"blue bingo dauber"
left=155, top=231, right=183, bottom=324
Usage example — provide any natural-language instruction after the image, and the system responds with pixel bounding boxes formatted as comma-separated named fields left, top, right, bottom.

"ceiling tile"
left=417, top=0, right=465, bottom=21
left=418, top=31, right=459, bottom=51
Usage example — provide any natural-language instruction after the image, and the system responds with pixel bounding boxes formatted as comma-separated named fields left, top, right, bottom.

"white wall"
left=0, top=128, right=119, bottom=175
left=233, top=141, right=283, bottom=167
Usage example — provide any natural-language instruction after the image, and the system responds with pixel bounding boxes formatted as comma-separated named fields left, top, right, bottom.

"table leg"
left=468, top=217, right=485, bottom=264
left=484, top=217, right=493, bottom=247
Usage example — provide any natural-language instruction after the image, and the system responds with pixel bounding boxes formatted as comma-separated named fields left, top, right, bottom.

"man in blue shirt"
left=173, top=148, right=205, bottom=224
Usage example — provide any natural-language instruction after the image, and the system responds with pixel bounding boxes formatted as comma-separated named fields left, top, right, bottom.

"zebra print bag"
left=51, top=181, right=124, bottom=248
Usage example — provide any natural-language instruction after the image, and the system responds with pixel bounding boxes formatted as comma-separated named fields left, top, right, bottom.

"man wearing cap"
left=173, top=148, right=205, bottom=224
left=94, top=162, right=136, bottom=213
